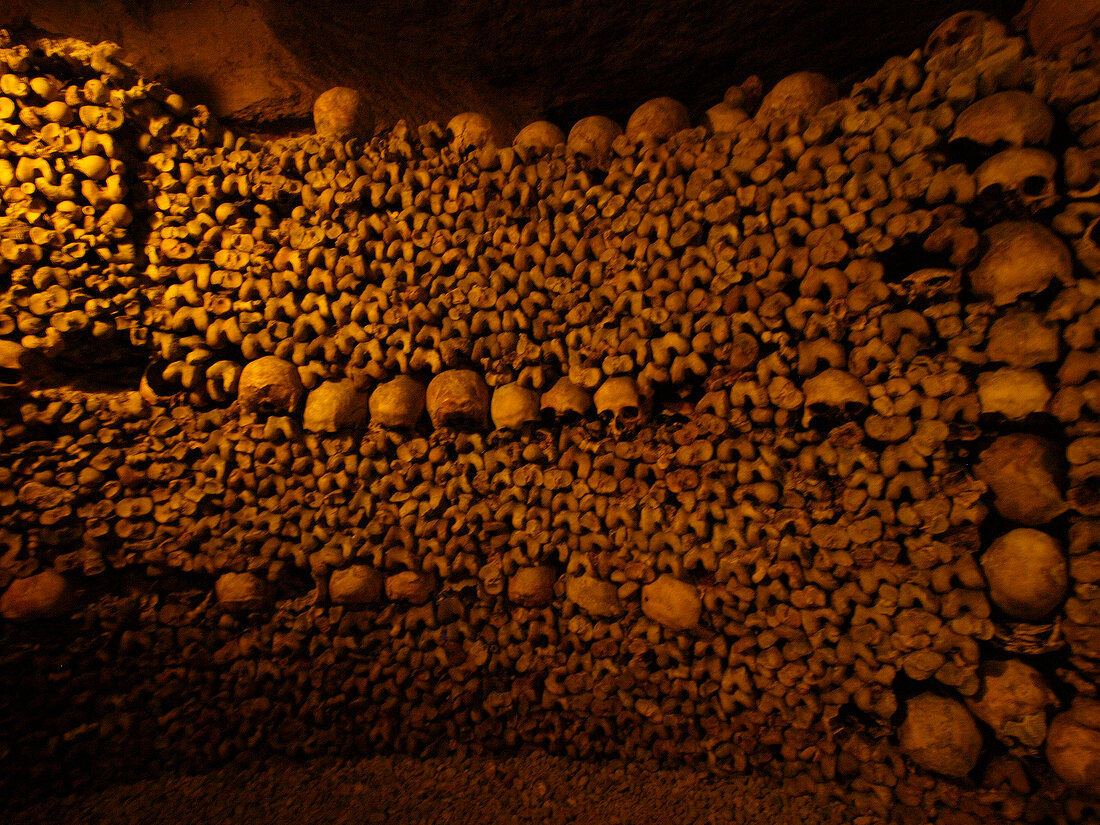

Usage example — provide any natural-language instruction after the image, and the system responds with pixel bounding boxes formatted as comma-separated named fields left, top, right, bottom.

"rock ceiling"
left=11, top=0, right=1021, bottom=136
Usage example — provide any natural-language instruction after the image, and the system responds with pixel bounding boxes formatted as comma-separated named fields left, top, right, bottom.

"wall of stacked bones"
left=3, top=10, right=1100, bottom=821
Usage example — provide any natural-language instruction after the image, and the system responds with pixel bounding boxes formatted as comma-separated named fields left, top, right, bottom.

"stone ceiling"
left=10, top=0, right=1022, bottom=137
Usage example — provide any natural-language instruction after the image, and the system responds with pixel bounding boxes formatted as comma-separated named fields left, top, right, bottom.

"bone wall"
left=1, top=10, right=1100, bottom=822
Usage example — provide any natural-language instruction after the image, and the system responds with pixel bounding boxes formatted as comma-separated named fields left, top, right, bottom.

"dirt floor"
left=3, top=749, right=904, bottom=825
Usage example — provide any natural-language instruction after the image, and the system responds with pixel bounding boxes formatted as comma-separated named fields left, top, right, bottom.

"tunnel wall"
left=1, top=14, right=1100, bottom=821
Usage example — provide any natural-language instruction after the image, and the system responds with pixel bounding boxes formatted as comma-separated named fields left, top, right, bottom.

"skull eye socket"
left=439, top=411, right=481, bottom=430
left=543, top=407, right=582, bottom=425
left=619, top=405, right=639, bottom=419
left=1022, top=175, right=1050, bottom=196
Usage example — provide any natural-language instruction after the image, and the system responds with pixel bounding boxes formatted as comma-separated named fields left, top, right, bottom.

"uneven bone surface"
left=4, top=5, right=1100, bottom=824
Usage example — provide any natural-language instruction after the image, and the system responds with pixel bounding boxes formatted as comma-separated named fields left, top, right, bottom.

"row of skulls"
left=206, top=354, right=884, bottom=435
left=217, top=354, right=632, bottom=433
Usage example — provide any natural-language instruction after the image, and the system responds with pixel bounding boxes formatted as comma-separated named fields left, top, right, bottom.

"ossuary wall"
left=2, top=10, right=1100, bottom=822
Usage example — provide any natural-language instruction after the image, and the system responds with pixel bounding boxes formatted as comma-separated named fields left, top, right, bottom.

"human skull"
left=447, top=112, right=497, bottom=151
left=593, top=376, right=644, bottom=432
left=982, top=528, right=1068, bottom=621
left=567, top=116, right=622, bottom=166
left=1046, top=698, right=1100, bottom=792
left=312, top=86, right=373, bottom=140
left=641, top=575, right=702, bottom=631
left=625, top=97, right=690, bottom=140
left=952, top=91, right=1054, bottom=148
left=490, top=382, right=540, bottom=430
left=303, top=379, right=369, bottom=433
left=539, top=376, right=593, bottom=422
left=755, top=72, right=838, bottom=122
left=369, top=374, right=426, bottom=429
left=975, top=148, right=1058, bottom=213
left=976, top=434, right=1067, bottom=526
left=802, top=368, right=870, bottom=428
left=986, top=311, right=1060, bottom=367
left=977, top=368, right=1052, bottom=420
left=513, top=120, right=565, bottom=153
left=924, top=10, right=1008, bottom=59
left=0, top=569, right=74, bottom=620
left=900, top=693, right=983, bottom=778
left=970, top=221, right=1073, bottom=306
left=966, top=659, right=1058, bottom=748
left=1022, top=0, right=1100, bottom=57
left=426, top=369, right=490, bottom=429
left=238, top=356, right=305, bottom=415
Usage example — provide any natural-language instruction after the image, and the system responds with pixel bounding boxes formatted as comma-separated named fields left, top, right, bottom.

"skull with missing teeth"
left=802, top=369, right=870, bottom=428
left=975, top=148, right=1058, bottom=213
left=594, top=376, right=644, bottom=433
left=539, top=377, right=593, bottom=422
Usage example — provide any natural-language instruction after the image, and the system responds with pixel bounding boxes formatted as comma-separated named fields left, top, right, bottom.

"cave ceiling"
left=10, top=0, right=1023, bottom=137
